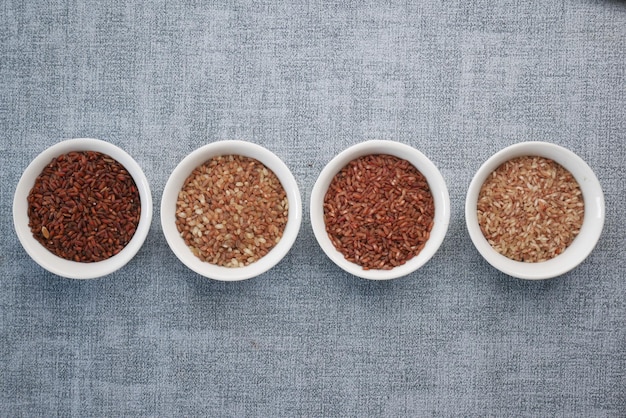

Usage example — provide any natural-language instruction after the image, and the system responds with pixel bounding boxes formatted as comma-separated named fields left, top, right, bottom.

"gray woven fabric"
left=2, top=1, right=625, bottom=416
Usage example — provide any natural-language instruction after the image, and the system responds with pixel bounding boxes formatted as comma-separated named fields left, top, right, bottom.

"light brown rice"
left=175, top=155, right=288, bottom=267
left=477, top=156, right=584, bottom=262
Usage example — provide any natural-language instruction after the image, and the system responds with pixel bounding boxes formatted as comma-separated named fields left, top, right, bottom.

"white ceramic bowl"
left=310, top=140, right=450, bottom=280
left=13, top=138, right=153, bottom=279
left=465, top=141, right=605, bottom=280
left=161, top=140, right=302, bottom=281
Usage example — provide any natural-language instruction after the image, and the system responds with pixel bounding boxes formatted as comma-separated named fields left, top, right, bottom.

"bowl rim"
left=160, top=140, right=302, bottom=281
left=310, top=140, right=451, bottom=280
left=465, top=141, right=605, bottom=280
left=12, top=138, right=153, bottom=279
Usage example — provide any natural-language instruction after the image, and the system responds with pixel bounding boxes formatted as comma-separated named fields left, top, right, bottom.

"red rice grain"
left=323, top=154, right=435, bottom=270
left=27, top=151, right=141, bottom=263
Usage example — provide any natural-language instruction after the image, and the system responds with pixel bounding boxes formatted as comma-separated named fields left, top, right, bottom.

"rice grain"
left=477, top=156, right=584, bottom=262
left=176, top=155, right=288, bottom=268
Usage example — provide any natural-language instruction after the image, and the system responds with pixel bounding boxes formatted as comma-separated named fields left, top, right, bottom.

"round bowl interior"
left=310, top=140, right=450, bottom=280
left=465, top=141, right=605, bottom=280
left=160, top=140, right=302, bottom=281
left=13, top=138, right=153, bottom=279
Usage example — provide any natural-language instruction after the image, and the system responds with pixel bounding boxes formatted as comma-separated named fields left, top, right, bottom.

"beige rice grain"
left=175, top=155, right=288, bottom=267
left=477, top=156, right=584, bottom=262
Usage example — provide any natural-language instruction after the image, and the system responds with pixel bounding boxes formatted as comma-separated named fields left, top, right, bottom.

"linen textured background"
left=1, top=1, right=625, bottom=416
